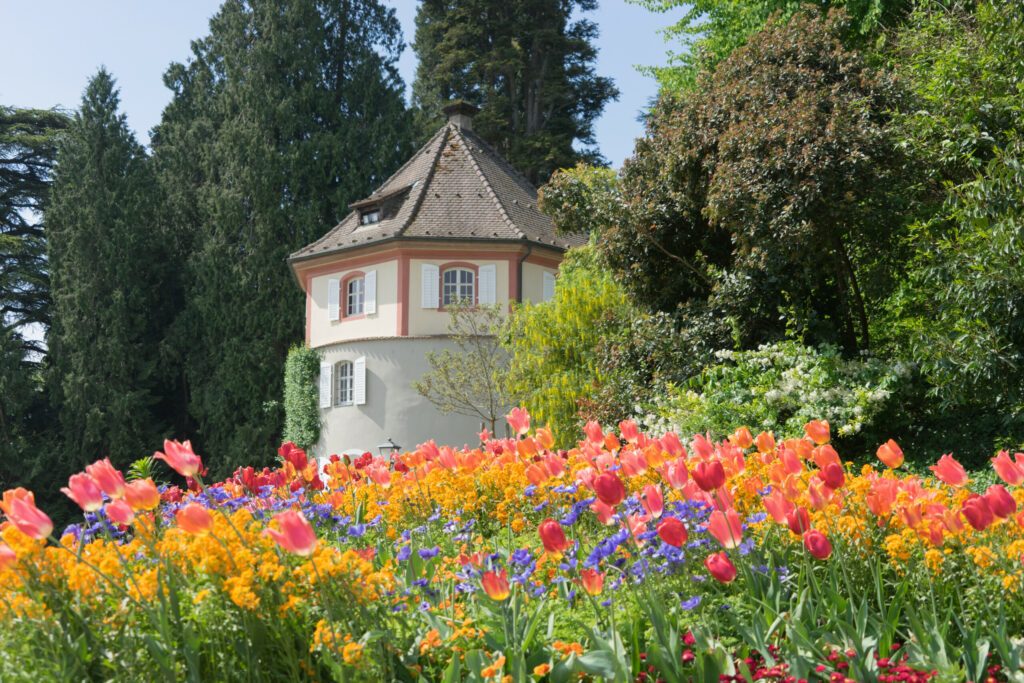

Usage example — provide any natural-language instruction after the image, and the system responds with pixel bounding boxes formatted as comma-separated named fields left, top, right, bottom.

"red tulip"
left=803, top=529, right=832, bottom=560
left=804, top=420, right=830, bottom=445
left=175, top=503, right=213, bottom=535
left=786, top=507, right=811, bottom=536
left=580, top=569, right=605, bottom=596
left=593, top=472, right=626, bottom=507
left=2, top=490, right=53, bottom=540
left=692, top=460, right=726, bottom=492
left=930, top=454, right=968, bottom=487
left=124, top=479, right=161, bottom=511
left=0, top=542, right=16, bottom=571
left=506, top=407, right=531, bottom=436
left=992, top=451, right=1024, bottom=487
left=266, top=510, right=318, bottom=556
left=656, top=517, right=688, bottom=547
left=481, top=569, right=510, bottom=601
left=877, top=439, right=904, bottom=469
left=61, top=473, right=104, bottom=512
left=704, top=552, right=737, bottom=583
left=538, top=518, right=571, bottom=553
left=962, top=495, right=994, bottom=531
left=105, top=499, right=135, bottom=526
left=641, top=484, right=664, bottom=519
left=85, top=458, right=126, bottom=499
left=707, top=508, right=744, bottom=549
left=821, top=462, right=845, bottom=490
left=155, top=439, right=203, bottom=479
left=984, top=485, right=1017, bottom=519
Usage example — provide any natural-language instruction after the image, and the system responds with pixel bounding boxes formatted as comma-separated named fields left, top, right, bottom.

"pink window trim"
left=437, top=261, right=480, bottom=311
left=340, top=270, right=367, bottom=321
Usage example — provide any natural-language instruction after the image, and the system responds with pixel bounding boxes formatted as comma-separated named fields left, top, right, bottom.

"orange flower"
left=265, top=510, right=318, bottom=556
left=124, top=479, right=161, bottom=511
left=175, top=503, right=213, bottom=534
left=930, top=454, right=968, bottom=487
left=755, top=431, right=776, bottom=454
left=481, top=569, right=510, bottom=601
left=877, top=439, right=904, bottom=469
left=61, top=473, right=104, bottom=512
left=580, top=569, right=604, bottom=596
left=731, top=427, right=754, bottom=449
left=2, top=489, right=52, bottom=540
left=85, top=458, right=126, bottom=499
left=804, top=420, right=830, bottom=445
left=155, top=439, right=203, bottom=479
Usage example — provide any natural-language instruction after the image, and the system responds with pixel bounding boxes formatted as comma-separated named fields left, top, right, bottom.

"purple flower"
left=418, top=546, right=441, bottom=560
left=681, top=596, right=701, bottom=611
left=396, top=545, right=411, bottom=561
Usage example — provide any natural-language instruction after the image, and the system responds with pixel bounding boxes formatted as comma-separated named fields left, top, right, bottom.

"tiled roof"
left=290, top=122, right=586, bottom=262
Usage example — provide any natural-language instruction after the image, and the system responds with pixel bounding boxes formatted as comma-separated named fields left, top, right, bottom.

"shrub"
left=282, top=344, right=321, bottom=451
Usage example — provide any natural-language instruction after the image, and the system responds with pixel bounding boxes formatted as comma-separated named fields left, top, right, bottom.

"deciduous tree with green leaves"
left=412, top=0, right=619, bottom=183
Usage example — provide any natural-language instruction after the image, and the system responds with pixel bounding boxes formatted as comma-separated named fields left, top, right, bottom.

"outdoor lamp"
left=377, top=438, right=401, bottom=458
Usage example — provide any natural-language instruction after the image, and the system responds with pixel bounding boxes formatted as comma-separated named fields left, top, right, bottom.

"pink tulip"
left=930, top=454, right=968, bottom=487
left=705, top=552, right=737, bottom=583
left=661, top=460, right=689, bottom=490
left=590, top=499, right=615, bottom=525
left=984, top=485, right=1017, bottom=519
left=992, top=451, right=1024, bottom=487
left=641, top=484, right=664, bottom=519
left=506, top=407, right=531, bottom=436
left=583, top=420, right=604, bottom=445
left=105, top=499, right=135, bottom=526
left=61, top=473, right=104, bottom=512
left=265, top=510, right=318, bottom=556
left=763, top=488, right=794, bottom=523
left=618, top=419, right=640, bottom=444
left=85, top=459, right=126, bottom=499
left=804, top=420, right=830, bottom=445
left=707, top=508, right=743, bottom=549
left=821, top=462, right=845, bottom=490
left=4, top=492, right=53, bottom=540
left=155, top=439, right=203, bottom=479
left=877, top=439, right=904, bottom=469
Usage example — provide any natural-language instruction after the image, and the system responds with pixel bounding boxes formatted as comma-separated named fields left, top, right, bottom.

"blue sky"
left=0, top=1, right=684, bottom=168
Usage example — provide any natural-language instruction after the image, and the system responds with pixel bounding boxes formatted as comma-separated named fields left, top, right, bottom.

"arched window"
left=442, top=267, right=475, bottom=306
left=346, top=277, right=364, bottom=316
left=334, top=361, right=353, bottom=406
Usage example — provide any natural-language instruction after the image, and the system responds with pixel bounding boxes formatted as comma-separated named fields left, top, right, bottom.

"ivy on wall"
left=283, top=345, right=322, bottom=452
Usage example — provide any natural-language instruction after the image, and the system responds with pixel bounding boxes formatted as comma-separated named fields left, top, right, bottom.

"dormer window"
left=360, top=208, right=381, bottom=225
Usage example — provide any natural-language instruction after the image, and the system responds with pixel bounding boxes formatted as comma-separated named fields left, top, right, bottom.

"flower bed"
left=2, top=411, right=1024, bottom=681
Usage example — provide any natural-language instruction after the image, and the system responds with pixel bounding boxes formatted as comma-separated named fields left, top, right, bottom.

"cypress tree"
left=47, top=69, right=173, bottom=468
left=153, top=0, right=414, bottom=474
left=412, top=0, right=619, bottom=184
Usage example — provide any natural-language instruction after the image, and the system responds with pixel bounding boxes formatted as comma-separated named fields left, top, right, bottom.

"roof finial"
left=442, top=100, right=480, bottom=131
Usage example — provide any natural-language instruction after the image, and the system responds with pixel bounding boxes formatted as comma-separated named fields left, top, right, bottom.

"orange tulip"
left=175, top=503, right=213, bottom=535
left=85, top=458, right=126, bottom=499
left=105, top=499, right=135, bottom=526
left=265, top=509, right=318, bottom=556
left=755, top=431, right=776, bottom=454
left=61, top=473, right=104, bottom=512
left=124, top=479, right=161, bottom=511
left=803, top=529, right=832, bottom=560
left=155, top=439, right=203, bottom=479
left=535, top=427, right=555, bottom=450
left=804, top=420, right=830, bottom=445
left=704, top=551, right=737, bottom=583
left=877, top=439, right=904, bottom=469
left=580, top=569, right=605, bottom=596
left=730, top=427, right=754, bottom=449
left=481, top=569, right=510, bottom=601
left=707, top=508, right=743, bottom=549
left=930, top=454, right=968, bottom=487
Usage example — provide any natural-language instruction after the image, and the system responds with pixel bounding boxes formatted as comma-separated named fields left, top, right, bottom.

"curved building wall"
left=316, top=337, right=492, bottom=457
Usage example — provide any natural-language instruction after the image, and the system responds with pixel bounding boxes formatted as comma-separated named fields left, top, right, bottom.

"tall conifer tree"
left=153, top=0, right=413, bottom=474
left=412, top=0, right=619, bottom=183
left=47, top=69, right=173, bottom=467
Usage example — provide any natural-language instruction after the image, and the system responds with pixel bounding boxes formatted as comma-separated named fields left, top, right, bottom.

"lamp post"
left=377, top=437, right=401, bottom=459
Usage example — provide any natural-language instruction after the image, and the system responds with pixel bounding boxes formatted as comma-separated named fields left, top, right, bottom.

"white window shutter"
left=319, top=362, right=332, bottom=408
left=327, top=278, right=340, bottom=321
left=353, top=356, right=366, bottom=405
left=542, top=271, right=556, bottom=302
left=364, top=270, right=377, bottom=315
left=421, top=264, right=439, bottom=308
left=478, top=264, right=497, bottom=305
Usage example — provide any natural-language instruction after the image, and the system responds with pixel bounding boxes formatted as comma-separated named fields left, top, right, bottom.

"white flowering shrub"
left=647, top=342, right=908, bottom=442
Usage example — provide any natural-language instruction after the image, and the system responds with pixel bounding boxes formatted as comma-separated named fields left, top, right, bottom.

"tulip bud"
left=538, top=518, right=571, bottom=553
left=704, top=551, right=737, bottom=583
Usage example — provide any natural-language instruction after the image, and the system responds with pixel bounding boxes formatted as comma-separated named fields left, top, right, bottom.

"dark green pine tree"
left=47, top=69, right=174, bottom=469
left=412, top=0, right=619, bottom=184
left=153, top=0, right=414, bottom=475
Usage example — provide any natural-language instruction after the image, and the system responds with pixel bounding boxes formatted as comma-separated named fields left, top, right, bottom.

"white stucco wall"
left=521, top=261, right=559, bottom=304
left=407, top=258, right=511, bottom=336
left=309, top=259, right=398, bottom=347
left=315, top=337, right=492, bottom=457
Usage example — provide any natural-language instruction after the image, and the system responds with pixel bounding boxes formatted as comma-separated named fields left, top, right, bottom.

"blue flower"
left=681, top=596, right=702, bottom=611
left=418, top=546, right=441, bottom=560
left=396, top=545, right=411, bottom=561
left=347, top=523, right=366, bottom=538
left=510, top=548, right=533, bottom=566
left=524, top=485, right=538, bottom=497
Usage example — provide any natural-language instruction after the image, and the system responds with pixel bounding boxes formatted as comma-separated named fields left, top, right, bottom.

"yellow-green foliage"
left=502, top=245, right=629, bottom=447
